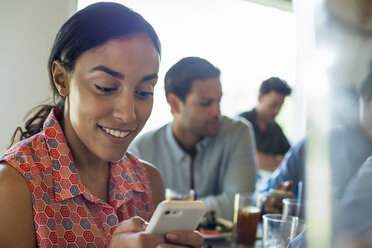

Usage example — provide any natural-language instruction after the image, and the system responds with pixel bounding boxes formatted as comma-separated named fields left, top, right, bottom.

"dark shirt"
left=239, top=108, right=290, bottom=156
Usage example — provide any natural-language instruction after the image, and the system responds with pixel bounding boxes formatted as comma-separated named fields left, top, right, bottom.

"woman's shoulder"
left=125, top=152, right=161, bottom=178
left=0, top=162, right=30, bottom=189
left=1, top=133, right=49, bottom=175
left=139, top=159, right=162, bottom=179
left=137, top=159, right=164, bottom=208
left=0, top=162, right=33, bottom=212
left=0, top=162, right=36, bottom=246
left=121, top=152, right=165, bottom=208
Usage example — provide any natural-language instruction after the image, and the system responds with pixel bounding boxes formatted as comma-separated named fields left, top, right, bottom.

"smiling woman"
left=0, top=2, right=203, bottom=248
left=57, top=35, right=159, bottom=162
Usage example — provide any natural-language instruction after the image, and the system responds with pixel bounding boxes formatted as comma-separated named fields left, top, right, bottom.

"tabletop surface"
left=202, top=222, right=263, bottom=248
left=203, top=238, right=263, bottom=248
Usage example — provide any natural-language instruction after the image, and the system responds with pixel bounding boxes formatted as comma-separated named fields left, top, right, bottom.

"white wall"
left=0, top=0, right=77, bottom=153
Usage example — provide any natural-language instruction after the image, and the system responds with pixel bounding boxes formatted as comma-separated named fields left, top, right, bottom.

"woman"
left=0, top=2, right=203, bottom=248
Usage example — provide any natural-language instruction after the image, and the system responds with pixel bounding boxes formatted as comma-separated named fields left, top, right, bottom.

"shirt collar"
left=165, top=122, right=212, bottom=161
left=43, top=109, right=145, bottom=206
left=165, top=123, right=187, bottom=163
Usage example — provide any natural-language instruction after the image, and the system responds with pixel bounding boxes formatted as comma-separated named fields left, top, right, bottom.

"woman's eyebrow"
left=89, top=65, right=124, bottom=79
left=141, top=73, right=158, bottom=82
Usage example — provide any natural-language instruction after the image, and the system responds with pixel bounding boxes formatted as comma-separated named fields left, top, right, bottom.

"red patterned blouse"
left=0, top=109, right=153, bottom=248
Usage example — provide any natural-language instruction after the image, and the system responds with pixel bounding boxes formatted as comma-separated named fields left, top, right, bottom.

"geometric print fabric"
left=0, top=109, right=153, bottom=247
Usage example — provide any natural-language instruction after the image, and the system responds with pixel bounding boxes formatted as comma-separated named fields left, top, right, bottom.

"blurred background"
left=0, top=0, right=302, bottom=153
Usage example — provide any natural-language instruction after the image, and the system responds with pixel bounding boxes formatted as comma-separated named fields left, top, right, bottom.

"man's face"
left=176, top=77, right=222, bottom=138
left=258, top=91, right=286, bottom=123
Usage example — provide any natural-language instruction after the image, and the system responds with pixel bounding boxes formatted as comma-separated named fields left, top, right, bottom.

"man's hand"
left=263, top=181, right=294, bottom=214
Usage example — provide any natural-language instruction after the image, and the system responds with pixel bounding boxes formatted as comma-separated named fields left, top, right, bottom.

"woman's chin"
left=100, top=151, right=127, bottom=163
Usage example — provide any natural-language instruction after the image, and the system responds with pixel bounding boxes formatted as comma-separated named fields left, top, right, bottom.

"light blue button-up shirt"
left=129, top=116, right=257, bottom=220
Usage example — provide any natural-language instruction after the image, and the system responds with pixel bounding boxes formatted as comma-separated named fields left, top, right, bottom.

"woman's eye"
left=135, top=90, right=154, bottom=99
left=95, top=84, right=116, bottom=93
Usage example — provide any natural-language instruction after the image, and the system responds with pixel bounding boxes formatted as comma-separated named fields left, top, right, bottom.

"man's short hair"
left=259, top=77, right=292, bottom=96
left=164, top=57, right=220, bottom=102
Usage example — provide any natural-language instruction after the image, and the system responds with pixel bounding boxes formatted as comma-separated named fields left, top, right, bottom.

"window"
left=79, top=0, right=298, bottom=140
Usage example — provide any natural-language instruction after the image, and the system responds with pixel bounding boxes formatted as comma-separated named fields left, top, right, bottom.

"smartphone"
left=145, top=200, right=207, bottom=235
left=269, top=189, right=294, bottom=200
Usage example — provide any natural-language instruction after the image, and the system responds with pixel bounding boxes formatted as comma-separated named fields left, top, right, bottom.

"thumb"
left=114, top=216, right=147, bottom=235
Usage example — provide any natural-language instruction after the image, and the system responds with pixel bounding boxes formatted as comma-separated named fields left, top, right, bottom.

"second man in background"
left=239, top=77, right=292, bottom=174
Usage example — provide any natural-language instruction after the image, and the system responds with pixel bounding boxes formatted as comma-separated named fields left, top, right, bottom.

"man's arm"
left=257, top=139, right=306, bottom=198
left=256, top=122, right=291, bottom=171
left=256, top=151, right=283, bottom=171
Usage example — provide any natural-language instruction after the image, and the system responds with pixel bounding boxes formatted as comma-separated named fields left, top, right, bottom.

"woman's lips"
left=99, top=125, right=136, bottom=144
left=101, top=126, right=130, bottom=138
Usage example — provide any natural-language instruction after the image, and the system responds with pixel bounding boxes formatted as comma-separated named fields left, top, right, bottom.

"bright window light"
left=79, top=0, right=297, bottom=137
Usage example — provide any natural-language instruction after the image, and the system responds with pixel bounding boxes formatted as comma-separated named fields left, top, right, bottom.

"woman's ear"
left=52, top=61, right=70, bottom=97
left=167, top=93, right=182, bottom=114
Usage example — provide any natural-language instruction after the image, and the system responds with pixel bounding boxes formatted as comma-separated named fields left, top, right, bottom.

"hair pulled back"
left=10, top=2, right=161, bottom=147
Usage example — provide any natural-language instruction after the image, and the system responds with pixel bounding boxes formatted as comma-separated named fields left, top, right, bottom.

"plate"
left=199, top=218, right=233, bottom=240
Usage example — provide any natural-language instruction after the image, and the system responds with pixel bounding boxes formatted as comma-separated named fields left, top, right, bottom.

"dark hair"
left=10, top=2, right=161, bottom=147
left=164, top=57, right=220, bottom=102
left=259, top=77, right=292, bottom=96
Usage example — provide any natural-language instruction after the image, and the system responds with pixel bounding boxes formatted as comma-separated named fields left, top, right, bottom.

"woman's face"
left=62, top=33, right=159, bottom=162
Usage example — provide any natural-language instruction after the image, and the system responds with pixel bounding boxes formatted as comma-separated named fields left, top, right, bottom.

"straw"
left=296, top=181, right=303, bottom=217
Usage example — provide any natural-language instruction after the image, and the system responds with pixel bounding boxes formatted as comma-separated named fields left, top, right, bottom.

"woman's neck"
left=60, top=116, right=110, bottom=202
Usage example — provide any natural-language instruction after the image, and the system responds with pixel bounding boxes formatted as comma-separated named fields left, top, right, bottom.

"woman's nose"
left=112, top=94, right=136, bottom=123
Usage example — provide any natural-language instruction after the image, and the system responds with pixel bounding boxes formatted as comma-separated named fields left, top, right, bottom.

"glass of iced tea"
left=165, top=188, right=195, bottom=201
left=233, top=193, right=261, bottom=247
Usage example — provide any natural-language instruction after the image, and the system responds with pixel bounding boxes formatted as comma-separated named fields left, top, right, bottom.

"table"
left=202, top=223, right=263, bottom=248
left=203, top=237, right=262, bottom=248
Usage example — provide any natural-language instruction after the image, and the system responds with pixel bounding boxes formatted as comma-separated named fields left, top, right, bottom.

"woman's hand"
left=109, top=217, right=164, bottom=248
left=109, top=217, right=204, bottom=248
left=163, top=230, right=204, bottom=248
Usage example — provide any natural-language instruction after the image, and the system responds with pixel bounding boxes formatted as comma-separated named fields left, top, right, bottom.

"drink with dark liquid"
left=165, top=188, right=195, bottom=201
left=234, top=206, right=261, bottom=246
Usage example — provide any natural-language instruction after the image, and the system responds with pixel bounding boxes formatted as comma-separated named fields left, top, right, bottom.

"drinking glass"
left=165, top=188, right=195, bottom=201
left=262, top=214, right=299, bottom=248
left=282, top=198, right=305, bottom=219
left=233, top=193, right=261, bottom=247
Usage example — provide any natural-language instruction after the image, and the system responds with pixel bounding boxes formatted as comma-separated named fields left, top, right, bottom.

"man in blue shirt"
left=279, top=63, right=372, bottom=248
left=332, top=65, right=372, bottom=247
left=129, top=57, right=257, bottom=220
left=257, top=139, right=306, bottom=200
